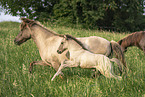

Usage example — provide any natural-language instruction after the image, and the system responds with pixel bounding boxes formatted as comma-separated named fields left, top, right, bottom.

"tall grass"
left=0, top=22, right=144, bottom=97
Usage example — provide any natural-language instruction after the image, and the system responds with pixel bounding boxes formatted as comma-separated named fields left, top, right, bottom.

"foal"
left=51, top=35, right=122, bottom=81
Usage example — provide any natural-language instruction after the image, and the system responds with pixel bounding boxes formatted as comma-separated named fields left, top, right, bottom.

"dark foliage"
left=0, top=0, right=145, bottom=32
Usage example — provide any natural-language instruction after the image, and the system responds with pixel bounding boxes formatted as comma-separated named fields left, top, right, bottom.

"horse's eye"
left=61, top=42, right=63, bottom=44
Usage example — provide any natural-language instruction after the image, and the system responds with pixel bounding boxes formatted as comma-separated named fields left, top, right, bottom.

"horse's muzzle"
left=14, top=39, right=21, bottom=45
left=14, top=39, right=19, bottom=45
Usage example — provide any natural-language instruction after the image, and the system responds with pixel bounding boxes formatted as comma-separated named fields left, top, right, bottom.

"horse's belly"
left=80, top=54, right=97, bottom=68
left=80, top=62, right=96, bottom=68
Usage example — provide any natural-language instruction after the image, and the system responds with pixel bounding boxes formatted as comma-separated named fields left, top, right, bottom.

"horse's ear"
left=21, top=18, right=34, bottom=23
left=21, top=18, right=28, bottom=22
left=21, top=17, right=26, bottom=21
left=64, top=35, right=67, bottom=39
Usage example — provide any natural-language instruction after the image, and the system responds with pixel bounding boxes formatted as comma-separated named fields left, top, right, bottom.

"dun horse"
left=51, top=35, right=122, bottom=81
left=118, top=31, right=145, bottom=53
left=14, top=18, right=126, bottom=76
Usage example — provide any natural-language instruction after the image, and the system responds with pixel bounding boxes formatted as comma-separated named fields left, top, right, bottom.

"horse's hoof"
left=29, top=69, right=32, bottom=73
left=59, top=75, right=64, bottom=80
left=29, top=66, right=32, bottom=73
left=29, top=62, right=34, bottom=73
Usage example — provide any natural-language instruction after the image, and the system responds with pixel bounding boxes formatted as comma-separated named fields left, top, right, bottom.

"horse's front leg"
left=29, top=60, right=51, bottom=73
left=142, top=47, right=145, bottom=55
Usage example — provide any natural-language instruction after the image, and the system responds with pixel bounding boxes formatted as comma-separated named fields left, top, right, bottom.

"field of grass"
left=0, top=22, right=145, bottom=97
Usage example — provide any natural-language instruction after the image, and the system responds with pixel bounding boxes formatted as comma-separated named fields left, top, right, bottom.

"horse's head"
left=14, top=18, right=34, bottom=45
left=57, top=35, right=68, bottom=54
left=118, top=39, right=127, bottom=53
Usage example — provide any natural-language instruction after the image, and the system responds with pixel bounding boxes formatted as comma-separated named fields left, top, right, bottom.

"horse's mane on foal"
left=65, top=34, right=89, bottom=51
left=118, top=31, right=145, bottom=45
left=20, top=18, right=63, bottom=37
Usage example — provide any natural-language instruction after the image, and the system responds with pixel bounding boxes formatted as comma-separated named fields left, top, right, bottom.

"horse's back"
left=77, top=36, right=111, bottom=55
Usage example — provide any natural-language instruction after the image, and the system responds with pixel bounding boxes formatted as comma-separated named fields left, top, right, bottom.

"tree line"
left=0, top=0, right=145, bottom=32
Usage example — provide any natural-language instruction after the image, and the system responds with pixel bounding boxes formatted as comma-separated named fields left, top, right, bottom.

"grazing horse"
left=51, top=35, right=122, bottom=81
left=14, top=18, right=126, bottom=75
left=118, top=31, right=145, bottom=53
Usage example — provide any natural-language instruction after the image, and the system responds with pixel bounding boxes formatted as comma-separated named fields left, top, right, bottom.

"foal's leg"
left=51, top=60, right=79, bottom=81
left=51, top=60, right=66, bottom=79
left=29, top=61, right=51, bottom=73
left=51, top=62, right=65, bottom=81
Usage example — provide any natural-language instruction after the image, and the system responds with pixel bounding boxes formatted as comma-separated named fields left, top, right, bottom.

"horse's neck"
left=31, top=25, right=59, bottom=50
left=121, top=36, right=135, bottom=48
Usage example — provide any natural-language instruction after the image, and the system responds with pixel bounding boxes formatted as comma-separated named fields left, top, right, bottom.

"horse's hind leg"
left=29, top=61, right=51, bottom=73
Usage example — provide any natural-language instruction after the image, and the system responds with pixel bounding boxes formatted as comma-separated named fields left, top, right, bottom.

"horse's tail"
left=110, top=40, right=127, bottom=69
left=110, top=58, right=124, bottom=74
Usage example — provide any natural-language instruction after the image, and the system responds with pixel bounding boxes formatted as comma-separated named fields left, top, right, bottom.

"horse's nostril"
left=14, top=39, right=20, bottom=45
left=57, top=50, right=61, bottom=54
left=14, top=39, right=17, bottom=43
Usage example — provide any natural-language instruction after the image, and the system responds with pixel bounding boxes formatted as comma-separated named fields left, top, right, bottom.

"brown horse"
left=118, top=31, right=145, bottom=53
left=14, top=18, right=126, bottom=76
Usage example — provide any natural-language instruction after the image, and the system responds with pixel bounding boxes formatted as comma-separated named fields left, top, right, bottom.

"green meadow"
left=0, top=22, right=145, bottom=97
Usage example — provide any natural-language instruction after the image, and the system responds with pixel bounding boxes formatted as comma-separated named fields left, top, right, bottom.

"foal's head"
left=57, top=35, right=69, bottom=54
left=57, top=34, right=88, bottom=54
left=14, top=18, right=35, bottom=45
